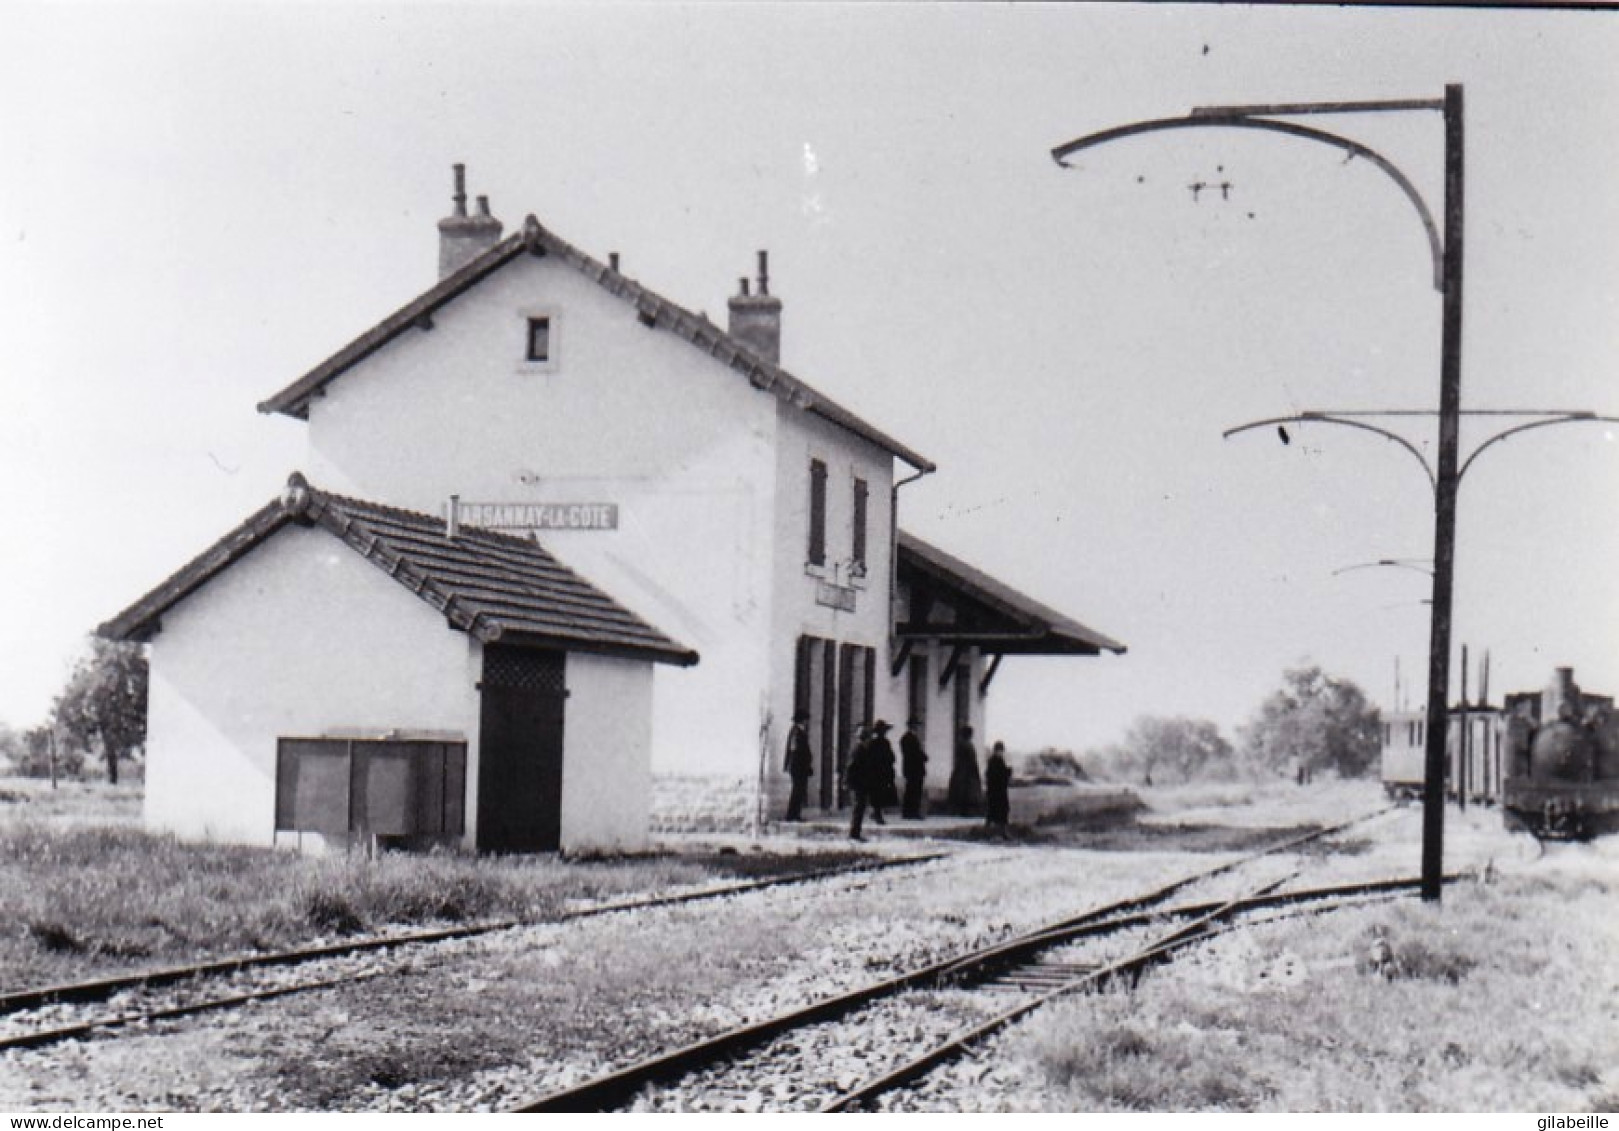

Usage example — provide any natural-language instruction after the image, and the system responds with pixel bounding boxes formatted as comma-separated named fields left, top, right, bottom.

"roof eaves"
left=308, top=496, right=500, bottom=642
left=258, top=211, right=933, bottom=471
left=897, top=530, right=1126, bottom=655
left=312, top=487, right=695, bottom=660
left=498, top=629, right=699, bottom=668
left=256, top=233, right=531, bottom=419
left=99, top=477, right=698, bottom=666
left=97, top=499, right=300, bottom=642
left=509, top=219, right=937, bottom=472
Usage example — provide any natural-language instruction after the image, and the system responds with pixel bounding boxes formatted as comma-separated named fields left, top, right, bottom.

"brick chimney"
left=437, top=164, right=503, bottom=279
left=727, top=250, right=782, bottom=365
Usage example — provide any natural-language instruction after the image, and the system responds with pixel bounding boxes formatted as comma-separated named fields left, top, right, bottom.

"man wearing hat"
left=844, top=723, right=873, bottom=840
left=783, top=708, right=814, bottom=822
left=867, top=720, right=898, bottom=824
left=846, top=721, right=897, bottom=840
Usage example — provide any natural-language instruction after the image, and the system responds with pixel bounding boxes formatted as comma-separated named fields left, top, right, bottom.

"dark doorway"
left=908, top=653, right=929, bottom=731
left=795, top=635, right=875, bottom=811
left=477, top=645, right=566, bottom=852
left=953, top=647, right=974, bottom=741
left=796, top=635, right=840, bottom=811
left=836, top=643, right=875, bottom=809
left=817, top=639, right=837, bottom=809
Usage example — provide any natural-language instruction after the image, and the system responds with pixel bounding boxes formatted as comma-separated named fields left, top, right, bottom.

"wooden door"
left=814, top=639, right=835, bottom=810
left=477, top=646, right=566, bottom=853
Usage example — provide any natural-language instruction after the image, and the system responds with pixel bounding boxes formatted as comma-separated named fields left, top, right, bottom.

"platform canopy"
left=894, top=530, right=1125, bottom=661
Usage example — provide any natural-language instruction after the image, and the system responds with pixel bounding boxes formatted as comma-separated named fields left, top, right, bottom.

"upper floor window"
left=851, top=477, right=869, bottom=577
left=808, top=458, right=828, bottom=567
left=526, top=316, right=552, bottom=363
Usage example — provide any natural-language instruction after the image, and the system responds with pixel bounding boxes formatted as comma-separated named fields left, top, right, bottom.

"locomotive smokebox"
left=1530, top=720, right=1596, bottom=783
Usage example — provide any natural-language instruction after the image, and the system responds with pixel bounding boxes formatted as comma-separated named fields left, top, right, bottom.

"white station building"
left=103, top=167, right=1124, bottom=851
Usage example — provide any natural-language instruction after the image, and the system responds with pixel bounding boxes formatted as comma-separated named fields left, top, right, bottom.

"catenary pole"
left=1054, top=87, right=1464, bottom=902
left=1421, top=83, right=1465, bottom=901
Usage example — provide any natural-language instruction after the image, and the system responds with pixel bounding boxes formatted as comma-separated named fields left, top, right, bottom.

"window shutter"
left=852, top=478, right=869, bottom=569
left=794, top=635, right=813, bottom=717
left=808, top=459, right=828, bottom=566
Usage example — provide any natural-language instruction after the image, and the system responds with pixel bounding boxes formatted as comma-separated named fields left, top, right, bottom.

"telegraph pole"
left=1422, top=83, right=1465, bottom=902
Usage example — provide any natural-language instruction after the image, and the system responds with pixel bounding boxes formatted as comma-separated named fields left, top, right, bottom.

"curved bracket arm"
left=1333, top=559, right=1434, bottom=578
left=1458, top=414, right=1619, bottom=484
left=1223, top=413, right=1437, bottom=491
left=1052, top=115, right=1444, bottom=291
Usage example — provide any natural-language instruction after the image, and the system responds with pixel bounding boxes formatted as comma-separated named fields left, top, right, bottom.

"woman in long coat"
left=948, top=725, right=983, bottom=816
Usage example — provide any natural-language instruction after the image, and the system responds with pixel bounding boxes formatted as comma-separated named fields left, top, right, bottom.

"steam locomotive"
left=1379, top=666, right=1619, bottom=840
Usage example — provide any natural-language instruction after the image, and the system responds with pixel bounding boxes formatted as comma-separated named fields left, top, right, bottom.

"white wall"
left=561, top=651, right=653, bottom=852
left=763, top=402, right=898, bottom=813
left=305, top=254, right=780, bottom=780
left=145, top=525, right=481, bottom=846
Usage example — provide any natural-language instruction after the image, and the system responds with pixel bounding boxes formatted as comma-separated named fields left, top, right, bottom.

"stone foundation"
left=650, top=773, right=758, bottom=833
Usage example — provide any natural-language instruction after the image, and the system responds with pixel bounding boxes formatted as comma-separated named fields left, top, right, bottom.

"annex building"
left=103, top=167, right=1124, bottom=852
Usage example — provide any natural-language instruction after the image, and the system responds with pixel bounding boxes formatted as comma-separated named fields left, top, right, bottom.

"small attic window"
left=526, top=317, right=552, bottom=363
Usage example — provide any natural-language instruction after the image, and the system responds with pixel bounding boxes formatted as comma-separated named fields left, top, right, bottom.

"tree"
left=1239, top=664, right=1382, bottom=780
left=1095, top=715, right=1238, bottom=785
left=52, top=639, right=148, bottom=784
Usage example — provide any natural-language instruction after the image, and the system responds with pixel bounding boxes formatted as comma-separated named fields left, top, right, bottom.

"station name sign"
left=456, top=502, right=619, bottom=531
left=815, top=581, right=857, bottom=613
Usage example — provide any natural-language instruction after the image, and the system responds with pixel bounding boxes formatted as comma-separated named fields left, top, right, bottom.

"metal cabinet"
left=275, top=737, right=467, bottom=849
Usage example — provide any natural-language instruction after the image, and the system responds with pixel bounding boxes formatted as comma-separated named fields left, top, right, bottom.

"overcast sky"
left=3, top=3, right=1616, bottom=756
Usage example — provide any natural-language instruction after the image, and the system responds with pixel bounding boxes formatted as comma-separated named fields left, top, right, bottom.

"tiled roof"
left=257, top=216, right=935, bottom=473
left=896, top=530, right=1125, bottom=657
left=99, top=474, right=698, bottom=666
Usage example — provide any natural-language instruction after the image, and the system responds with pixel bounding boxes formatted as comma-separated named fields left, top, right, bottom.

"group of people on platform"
left=782, top=712, right=1011, bottom=839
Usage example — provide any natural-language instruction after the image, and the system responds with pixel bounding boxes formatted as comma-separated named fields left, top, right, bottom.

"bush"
left=1023, top=748, right=1090, bottom=782
left=1028, top=992, right=1270, bottom=1110
left=9, top=729, right=86, bottom=780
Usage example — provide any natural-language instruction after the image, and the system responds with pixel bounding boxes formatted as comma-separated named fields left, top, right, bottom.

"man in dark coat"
left=844, top=724, right=874, bottom=840
left=867, top=720, right=897, bottom=819
left=783, top=709, right=813, bottom=821
left=985, top=740, right=1012, bottom=831
left=900, top=717, right=928, bottom=819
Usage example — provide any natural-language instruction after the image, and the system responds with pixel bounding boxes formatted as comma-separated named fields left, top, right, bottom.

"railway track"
left=516, top=874, right=1442, bottom=1112
left=819, top=877, right=1434, bottom=1112
left=0, top=807, right=1399, bottom=1107
left=513, top=811, right=1404, bottom=1113
left=0, top=850, right=948, bottom=1053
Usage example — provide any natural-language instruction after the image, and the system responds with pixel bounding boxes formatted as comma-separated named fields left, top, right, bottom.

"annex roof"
left=99, top=473, right=699, bottom=666
left=895, top=530, right=1126, bottom=657
left=257, top=216, right=935, bottom=473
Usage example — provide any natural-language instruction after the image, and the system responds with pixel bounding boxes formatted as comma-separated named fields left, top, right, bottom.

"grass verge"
left=1010, top=867, right=1619, bottom=1111
left=0, top=818, right=873, bottom=988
